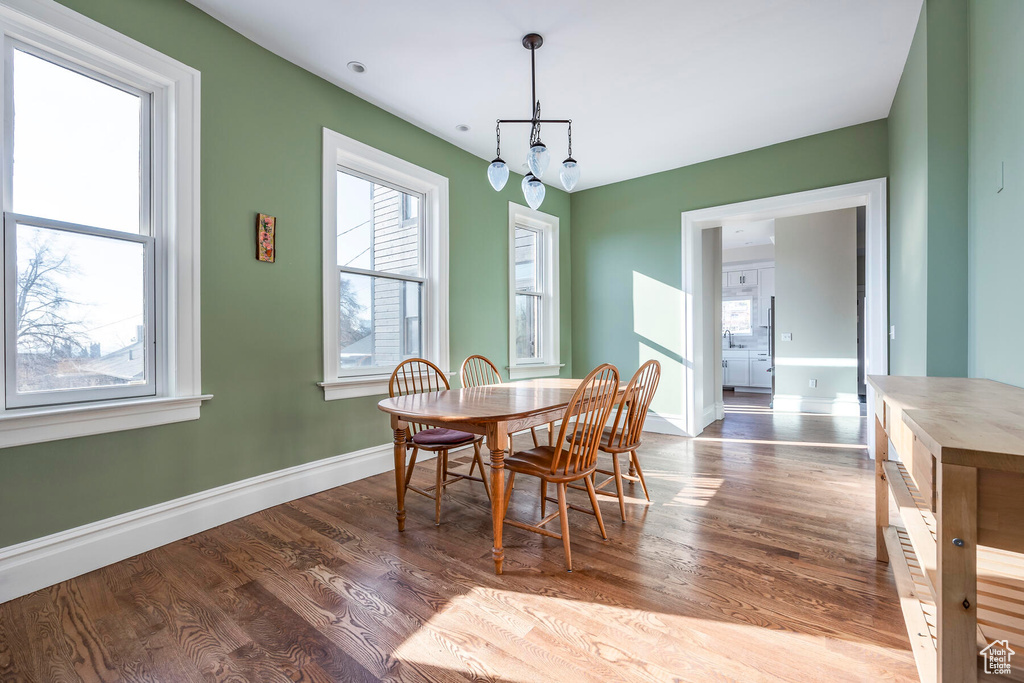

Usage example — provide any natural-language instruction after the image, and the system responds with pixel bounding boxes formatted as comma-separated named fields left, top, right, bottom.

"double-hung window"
left=5, top=43, right=155, bottom=407
left=0, top=1, right=201, bottom=447
left=321, top=129, right=449, bottom=400
left=508, top=203, right=559, bottom=380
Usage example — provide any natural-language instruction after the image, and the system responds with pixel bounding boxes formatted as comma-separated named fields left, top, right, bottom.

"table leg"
left=391, top=416, right=408, bottom=532
left=875, top=414, right=889, bottom=563
left=487, top=422, right=509, bottom=574
left=937, top=462, right=978, bottom=683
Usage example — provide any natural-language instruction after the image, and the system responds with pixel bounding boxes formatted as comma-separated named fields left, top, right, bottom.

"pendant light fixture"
left=487, top=33, right=578, bottom=208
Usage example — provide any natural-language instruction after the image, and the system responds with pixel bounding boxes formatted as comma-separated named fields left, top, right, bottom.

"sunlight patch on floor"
left=694, top=436, right=867, bottom=451
left=391, top=587, right=911, bottom=680
left=661, top=475, right=725, bottom=508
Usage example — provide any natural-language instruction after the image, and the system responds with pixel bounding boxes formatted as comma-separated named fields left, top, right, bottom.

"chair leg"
left=404, top=446, right=420, bottom=490
left=611, top=456, right=626, bottom=521
left=584, top=476, right=609, bottom=540
left=628, top=456, right=637, bottom=478
left=434, top=449, right=445, bottom=526
left=530, top=427, right=540, bottom=448
left=473, top=441, right=491, bottom=501
left=503, top=471, right=516, bottom=512
left=630, top=450, right=651, bottom=502
left=557, top=483, right=572, bottom=572
left=540, top=480, right=548, bottom=518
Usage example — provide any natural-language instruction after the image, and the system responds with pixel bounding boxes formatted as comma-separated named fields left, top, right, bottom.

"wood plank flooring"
left=0, top=392, right=922, bottom=682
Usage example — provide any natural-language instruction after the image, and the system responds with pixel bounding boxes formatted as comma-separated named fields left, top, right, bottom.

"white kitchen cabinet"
left=758, top=267, right=775, bottom=301
left=725, top=269, right=758, bottom=287
left=723, top=356, right=750, bottom=386
left=750, top=358, right=772, bottom=388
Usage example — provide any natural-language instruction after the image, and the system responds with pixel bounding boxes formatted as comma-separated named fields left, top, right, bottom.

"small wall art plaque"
left=256, top=213, right=275, bottom=262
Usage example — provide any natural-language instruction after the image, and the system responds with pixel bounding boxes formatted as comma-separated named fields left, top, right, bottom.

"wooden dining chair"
left=459, top=355, right=542, bottom=462
left=389, top=358, right=490, bottom=525
left=500, top=363, right=620, bottom=572
left=569, top=359, right=661, bottom=521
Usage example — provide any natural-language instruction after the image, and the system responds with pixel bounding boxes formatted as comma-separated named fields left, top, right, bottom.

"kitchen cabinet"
left=750, top=358, right=772, bottom=388
left=725, top=269, right=758, bottom=287
left=758, top=267, right=775, bottom=301
left=723, top=353, right=750, bottom=386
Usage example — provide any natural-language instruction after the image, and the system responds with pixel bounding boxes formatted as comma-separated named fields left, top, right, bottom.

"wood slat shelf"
left=883, top=524, right=938, bottom=683
left=886, top=455, right=1024, bottom=681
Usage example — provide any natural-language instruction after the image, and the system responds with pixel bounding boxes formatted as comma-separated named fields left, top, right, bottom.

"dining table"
left=377, top=377, right=627, bottom=574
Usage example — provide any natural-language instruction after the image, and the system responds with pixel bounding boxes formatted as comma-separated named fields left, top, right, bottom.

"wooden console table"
left=869, top=376, right=1024, bottom=682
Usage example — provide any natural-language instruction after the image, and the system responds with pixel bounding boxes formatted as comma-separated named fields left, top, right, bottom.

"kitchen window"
left=508, top=202, right=560, bottom=379
left=0, top=0, right=202, bottom=447
left=722, top=297, right=754, bottom=336
left=321, top=129, right=449, bottom=400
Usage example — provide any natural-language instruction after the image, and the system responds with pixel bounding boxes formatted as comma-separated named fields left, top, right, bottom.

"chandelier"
left=486, top=33, right=578, bottom=210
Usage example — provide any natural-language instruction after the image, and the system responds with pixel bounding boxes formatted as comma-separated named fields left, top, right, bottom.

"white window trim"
left=0, top=0, right=206, bottom=448
left=320, top=128, right=449, bottom=400
left=508, top=202, right=560, bottom=380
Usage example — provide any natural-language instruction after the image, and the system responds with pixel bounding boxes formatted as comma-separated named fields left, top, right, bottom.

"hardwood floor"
left=0, top=393, right=920, bottom=682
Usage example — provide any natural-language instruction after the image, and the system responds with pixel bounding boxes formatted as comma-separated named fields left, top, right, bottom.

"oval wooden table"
left=378, top=377, right=626, bottom=574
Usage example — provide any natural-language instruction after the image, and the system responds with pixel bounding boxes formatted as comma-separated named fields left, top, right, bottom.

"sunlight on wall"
left=633, top=271, right=687, bottom=420
left=639, top=341, right=682, bottom=418
left=774, top=357, right=859, bottom=368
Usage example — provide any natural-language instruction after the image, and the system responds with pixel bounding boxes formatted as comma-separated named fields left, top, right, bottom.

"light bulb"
left=487, top=158, right=509, bottom=191
left=527, top=141, right=550, bottom=178
left=521, top=173, right=546, bottom=210
left=559, top=157, right=579, bottom=192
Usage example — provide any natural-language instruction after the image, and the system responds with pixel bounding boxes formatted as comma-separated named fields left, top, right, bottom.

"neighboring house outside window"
left=508, top=202, right=560, bottom=380
left=320, top=129, right=449, bottom=400
left=0, top=0, right=202, bottom=448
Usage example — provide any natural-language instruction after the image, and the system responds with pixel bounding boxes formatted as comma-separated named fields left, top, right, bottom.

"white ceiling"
left=722, top=219, right=776, bottom=250
left=186, top=0, right=922, bottom=191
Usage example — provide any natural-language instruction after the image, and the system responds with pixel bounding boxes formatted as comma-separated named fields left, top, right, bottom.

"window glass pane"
left=515, top=294, right=541, bottom=360
left=12, top=48, right=143, bottom=233
left=722, top=299, right=753, bottom=335
left=339, top=272, right=421, bottom=370
left=514, top=227, right=540, bottom=292
left=15, top=224, right=147, bottom=393
left=337, top=169, right=421, bottom=277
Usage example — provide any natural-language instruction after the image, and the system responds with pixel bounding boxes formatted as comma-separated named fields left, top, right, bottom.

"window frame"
left=0, top=0, right=204, bottom=448
left=320, top=128, right=449, bottom=400
left=507, top=202, right=560, bottom=380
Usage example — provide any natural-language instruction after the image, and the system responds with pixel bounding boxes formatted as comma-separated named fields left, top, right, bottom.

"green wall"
left=569, top=120, right=889, bottom=418
left=0, top=0, right=572, bottom=548
left=887, top=5, right=929, bottom=376
left=887, top=0, right=970, bottom=377
left=968, top=0, right=1024, bottom=387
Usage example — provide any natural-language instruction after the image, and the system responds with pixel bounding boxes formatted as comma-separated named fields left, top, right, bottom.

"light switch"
left=809, top=379, right=817, bottom=388
left=781, top=332, right=793, bottom=341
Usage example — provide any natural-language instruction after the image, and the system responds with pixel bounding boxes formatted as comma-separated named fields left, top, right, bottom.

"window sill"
left=320, top=370, right=459, bottom=400
left=320, top=375, right=391, bottom=401
left=0, top=394, right=213, bottom=449
left=508, top=363, right=564, bottom=380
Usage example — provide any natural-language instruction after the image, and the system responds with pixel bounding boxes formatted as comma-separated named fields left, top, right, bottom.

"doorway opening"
left=680, top=179, right=887, bottom=455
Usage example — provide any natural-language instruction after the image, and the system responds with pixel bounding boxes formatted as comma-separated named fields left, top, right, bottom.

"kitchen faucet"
left=723, top=330, right=733, bottom=348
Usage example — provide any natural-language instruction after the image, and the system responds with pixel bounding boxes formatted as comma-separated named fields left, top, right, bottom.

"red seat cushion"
left=412, top=428, right=475, bottom=446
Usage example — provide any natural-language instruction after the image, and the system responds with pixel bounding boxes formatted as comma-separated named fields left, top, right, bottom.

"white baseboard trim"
left=700, top=404, right=717, bottom=430
left=643, top=412, right=689, bottom=436
left=772, top=394, right=863, bottom=416
left=0, top=442, right=399, bottom=604
left=715, top=401, right=725, bottom=420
